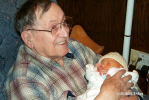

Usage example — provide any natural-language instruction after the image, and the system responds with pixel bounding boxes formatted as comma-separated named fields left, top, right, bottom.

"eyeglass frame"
left=27, top=16, right=73, bottom=36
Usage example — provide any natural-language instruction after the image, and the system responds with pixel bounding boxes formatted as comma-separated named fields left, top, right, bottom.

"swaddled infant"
left=77, top=52, right=139, bottom=100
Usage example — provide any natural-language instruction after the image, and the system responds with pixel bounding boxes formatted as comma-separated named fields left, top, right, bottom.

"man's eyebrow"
left=49, top=20, right=56, bottom=23
left=59, top=15, right=65, bottom=23
left=49, top=15, right=65, bottom=23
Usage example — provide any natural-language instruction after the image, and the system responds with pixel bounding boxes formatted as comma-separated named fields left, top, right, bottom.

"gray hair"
left=14, top=0, right=52, bottom=36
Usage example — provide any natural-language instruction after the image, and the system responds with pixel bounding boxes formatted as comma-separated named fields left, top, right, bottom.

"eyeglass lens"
left=51, top=17, right=73, bottom=36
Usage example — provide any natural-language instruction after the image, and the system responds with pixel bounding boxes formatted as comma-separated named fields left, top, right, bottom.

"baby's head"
left=98, top=52, right=128, bottom=71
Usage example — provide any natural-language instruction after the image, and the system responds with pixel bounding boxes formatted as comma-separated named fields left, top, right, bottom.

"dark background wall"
left=57, top=0, right=149, bottom=55
left=57, top=0, right=149, bottom=94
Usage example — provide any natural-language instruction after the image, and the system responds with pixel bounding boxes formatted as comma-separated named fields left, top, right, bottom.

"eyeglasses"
left=27, top=16, right=73, bottom=36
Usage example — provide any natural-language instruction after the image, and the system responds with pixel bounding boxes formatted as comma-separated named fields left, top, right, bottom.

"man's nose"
left=59, top=26, right=69, bottom=37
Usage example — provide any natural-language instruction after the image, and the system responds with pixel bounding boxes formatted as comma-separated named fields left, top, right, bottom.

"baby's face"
left=100, top=58, right=123, bottom=72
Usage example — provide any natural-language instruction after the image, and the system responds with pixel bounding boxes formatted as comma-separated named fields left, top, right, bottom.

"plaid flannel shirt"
left=6, top=38, right=101, bottom=100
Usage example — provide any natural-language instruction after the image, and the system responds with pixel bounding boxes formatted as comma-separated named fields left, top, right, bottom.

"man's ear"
left=21, top=31, right=34, bottom=48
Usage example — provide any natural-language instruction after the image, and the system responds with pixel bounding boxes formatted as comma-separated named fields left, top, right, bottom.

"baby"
left=77, top=52, right=140, bottom=100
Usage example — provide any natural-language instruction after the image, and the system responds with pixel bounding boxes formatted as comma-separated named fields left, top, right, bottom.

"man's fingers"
left=122, top=75, right=132, bottom=84
left=126, top=89, right=133, bottom=95
left=106, top=74, right=111, bottom=79
left=125, top=82, right=134, bottom=90
left=113, top=69, right=126, bottom=78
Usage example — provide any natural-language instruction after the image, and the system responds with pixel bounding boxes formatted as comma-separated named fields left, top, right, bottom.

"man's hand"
left=95, top=70, right=135, bottom=100
left=120, top=95, right=139, bottom=100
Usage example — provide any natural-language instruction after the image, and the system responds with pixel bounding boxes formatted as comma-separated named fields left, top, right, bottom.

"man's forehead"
left=49, top=15, right=65, bottom=23
left=35, top=3, right=64, bottom=23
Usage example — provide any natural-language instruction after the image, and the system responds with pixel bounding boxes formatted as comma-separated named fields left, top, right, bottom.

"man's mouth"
left=57, top=41, right=66, bottom=45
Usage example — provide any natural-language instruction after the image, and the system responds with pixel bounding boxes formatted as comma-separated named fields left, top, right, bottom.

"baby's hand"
left=94, top=63, right=102, bottom=72
left=95, top=63, right=108, bottom=75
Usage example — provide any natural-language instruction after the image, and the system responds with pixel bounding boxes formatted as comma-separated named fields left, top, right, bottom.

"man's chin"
left=60, top=49, right=69, bottom=56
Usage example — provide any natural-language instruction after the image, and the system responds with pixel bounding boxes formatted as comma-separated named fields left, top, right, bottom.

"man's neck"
left=56, top=59, right=64, bottom=68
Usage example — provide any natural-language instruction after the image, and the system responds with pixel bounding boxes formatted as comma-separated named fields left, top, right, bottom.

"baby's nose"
left=102, top=64, right=106, bottom=68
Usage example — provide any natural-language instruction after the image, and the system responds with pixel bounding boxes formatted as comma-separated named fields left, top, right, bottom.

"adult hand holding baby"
left=94, top=69, right=135, bottom=100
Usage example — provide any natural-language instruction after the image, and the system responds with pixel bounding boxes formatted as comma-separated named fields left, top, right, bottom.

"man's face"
left=100, top=58, right=123, bottom=71
left=30, top=3, right=69, bottom=61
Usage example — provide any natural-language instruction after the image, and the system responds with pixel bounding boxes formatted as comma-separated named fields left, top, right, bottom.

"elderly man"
left=6, top=0, right=139, bottom=100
